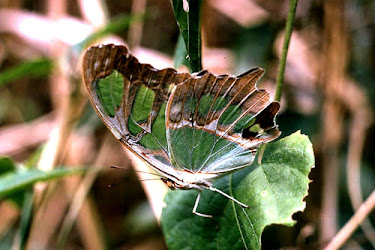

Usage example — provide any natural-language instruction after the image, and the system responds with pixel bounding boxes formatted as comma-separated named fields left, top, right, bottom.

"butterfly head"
left=161, top=177, right=185, bottom=190
left=160, top=172, right=214, bottom=191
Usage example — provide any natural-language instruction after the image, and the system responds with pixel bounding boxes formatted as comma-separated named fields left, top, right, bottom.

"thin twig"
left=325, top=190, right=375, bottom=249
left=274, top=0, right=298, bottom=102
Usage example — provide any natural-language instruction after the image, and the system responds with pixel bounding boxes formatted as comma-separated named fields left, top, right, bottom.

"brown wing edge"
left=242, top=101, right=281, bottom=142
left=82, top=43, right=192, bottom=124
left=82, top=43, right=191, bottom=91
left=166, top=67, right=267, bottom=126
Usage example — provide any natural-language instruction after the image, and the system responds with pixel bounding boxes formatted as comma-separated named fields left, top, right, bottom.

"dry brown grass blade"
left=0, top=113, right=55, bottom=156
left=125, top=149, right=168, bottom=222
left=57, top=133, right=111, bottom=250
left=319, top=0, right=348, bottom=242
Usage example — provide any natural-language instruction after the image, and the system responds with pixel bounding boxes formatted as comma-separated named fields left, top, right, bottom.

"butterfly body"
left=82, top=44, right=280, bottom=217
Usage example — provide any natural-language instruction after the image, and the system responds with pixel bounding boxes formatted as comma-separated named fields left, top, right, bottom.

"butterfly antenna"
left=208, top=186, right=248, bottom=208
left=139, top=178, right=163, bottom=182
left=110, top=165, right=129, bottom=170
left=110, top=165, right=163, bottom=178
left=134, top=171, right=163, bottom=177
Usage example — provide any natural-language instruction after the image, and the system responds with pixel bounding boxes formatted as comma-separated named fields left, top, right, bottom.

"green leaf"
left=161, top=131, right=314, bottom=250
left=14, top=190, right=34, bottom=250
left=0, top=157, right=16, bottom=175
left=172, top=0, right=203, bottom=72
left=0, top=58, right=52, bottom=86
left=0, top=157, right=23, bottom=206
left=0, top=167, right=85, bottom=199
left=174, top=33, right=189, bottom=69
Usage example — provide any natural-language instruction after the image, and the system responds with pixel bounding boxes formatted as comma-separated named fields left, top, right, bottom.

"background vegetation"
left=0, top=0, right=374, bottom=249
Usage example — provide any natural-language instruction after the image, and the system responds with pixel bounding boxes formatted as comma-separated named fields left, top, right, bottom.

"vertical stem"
left=188, top=0, right=202, bottom=72
left=274, top=0, right=298, bottom=102
left=320, top=0, right=347, bottom=243
left=128, top=0, right=146, bottom=48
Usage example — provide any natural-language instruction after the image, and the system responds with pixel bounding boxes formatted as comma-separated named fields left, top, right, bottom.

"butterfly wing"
left=82, top=44, right=191, bottom=175
left=165, top=68, right=280, bottom=175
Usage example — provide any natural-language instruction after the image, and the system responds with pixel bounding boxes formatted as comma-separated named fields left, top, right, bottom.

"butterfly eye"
left=161, top=177, right=176, bottom=189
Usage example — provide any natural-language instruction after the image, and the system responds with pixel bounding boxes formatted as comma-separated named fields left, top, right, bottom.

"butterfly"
left=82, top=44, right=281, bottom=217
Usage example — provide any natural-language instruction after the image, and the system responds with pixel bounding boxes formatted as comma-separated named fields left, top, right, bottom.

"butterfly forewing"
left=82, top=44, right=190, bottom=175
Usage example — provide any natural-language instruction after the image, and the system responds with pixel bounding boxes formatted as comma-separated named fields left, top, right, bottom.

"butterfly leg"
left=209, top=186, right=248, bottom=208
left=192, top=191, right=212, bottom=218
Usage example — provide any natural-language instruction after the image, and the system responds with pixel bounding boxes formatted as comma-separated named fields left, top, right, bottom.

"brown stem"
left=324, top=190, right=375, bottom=249
left=319, top=0, right=348, bottom=242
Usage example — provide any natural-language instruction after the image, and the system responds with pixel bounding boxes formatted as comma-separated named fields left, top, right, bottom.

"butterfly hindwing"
left=165, top=68, right=280, bottom=175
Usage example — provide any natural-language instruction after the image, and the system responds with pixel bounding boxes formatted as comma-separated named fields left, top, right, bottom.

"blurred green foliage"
left=0, top=58, right=52, bottom=86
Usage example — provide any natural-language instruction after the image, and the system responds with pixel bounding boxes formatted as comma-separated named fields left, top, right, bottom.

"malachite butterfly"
left=82, top=44, right=281, bottom=217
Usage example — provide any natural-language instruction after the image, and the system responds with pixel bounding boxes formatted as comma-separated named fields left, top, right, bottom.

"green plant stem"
left=274, top=0, right=299, bottom=102
left=171, top=0, right=202, bottom=73
left=188, top=0, right=202, bottom=72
